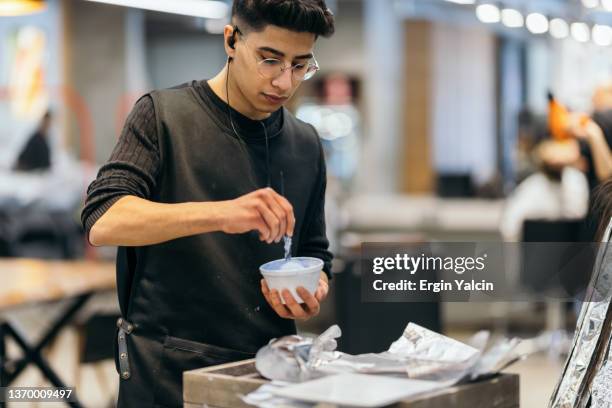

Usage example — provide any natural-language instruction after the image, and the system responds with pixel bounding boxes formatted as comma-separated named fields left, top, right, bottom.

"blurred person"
left=592, top=81, right=612, bottom=112
left=589, top=178, right=612, bottom=242
left=515, top=107, right=548, bottom=183
left=500, top=139, right=589, bottom=241
left=567, top=84, right=612, bottom=190
left=576, top=114, right=612, bottom=185
left=81, top=1, right=335, bottom=407
left=13, top=110, right=52, bottom=172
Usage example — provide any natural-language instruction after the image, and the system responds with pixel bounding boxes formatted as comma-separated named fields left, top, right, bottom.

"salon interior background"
left=1, top=1, right=612, bottom=407
left=2, top=0, right=611, bottom=194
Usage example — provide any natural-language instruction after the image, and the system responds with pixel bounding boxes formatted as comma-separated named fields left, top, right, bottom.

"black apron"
left=113, top=84, right=323, bottom=407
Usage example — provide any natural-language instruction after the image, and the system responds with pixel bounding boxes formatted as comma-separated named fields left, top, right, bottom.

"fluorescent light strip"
left=85, top=0, right=229, bottom=19
left=0, top=0, right=46, bottom=16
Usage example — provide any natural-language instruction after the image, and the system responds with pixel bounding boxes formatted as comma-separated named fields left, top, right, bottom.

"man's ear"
left=223, top=24, right=237, bottom=61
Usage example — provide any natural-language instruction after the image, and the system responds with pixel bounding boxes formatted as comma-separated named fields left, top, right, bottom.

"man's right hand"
left=217, top=188, right=295, bottom=243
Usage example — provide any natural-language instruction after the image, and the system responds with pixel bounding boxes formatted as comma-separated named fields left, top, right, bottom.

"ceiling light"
left=476, top=4, right=501, bottom=24
left=526, top=13, right=549, bottom=34
left=582, top=0, right=599, bottom=8
left=592, top=24, right=612, bottom=46
left=571, top=22, right=591, bottom=42
left=84, top=0, right=229, bottom=19
left=0, top=0, right=46, bottom=16
left=550, top=18, right=570, bottom=39
left=501, top=8, right=524, bottom=28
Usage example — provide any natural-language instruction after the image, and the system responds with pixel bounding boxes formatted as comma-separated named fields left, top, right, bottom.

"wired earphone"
left=225, top=26, right=274, bottom=188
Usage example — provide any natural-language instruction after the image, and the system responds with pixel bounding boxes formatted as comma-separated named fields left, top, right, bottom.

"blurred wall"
left=64, top=2, right=148, bottom=164
left=358, top=0, right=404, bottom=194
left=431, top=22, right=497, bottom=185
left=550, top=38, right=612, bottom=112
left=314, top=0, right=364, bottom=77
left=146, top=31, right=225, bottom=89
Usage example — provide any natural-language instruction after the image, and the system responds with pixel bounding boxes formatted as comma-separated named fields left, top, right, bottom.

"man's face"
left=230, top=25, right=316, bottom=115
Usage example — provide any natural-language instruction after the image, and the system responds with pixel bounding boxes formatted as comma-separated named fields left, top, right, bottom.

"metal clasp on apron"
left=116, top=317, right=134, bottom=380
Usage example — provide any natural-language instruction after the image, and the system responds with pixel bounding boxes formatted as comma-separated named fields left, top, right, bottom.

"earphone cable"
left=226, top=62, right=272, bottom=188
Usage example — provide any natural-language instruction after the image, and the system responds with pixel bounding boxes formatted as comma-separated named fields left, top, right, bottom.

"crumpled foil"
left=255, top=325, right=342, bottom=382
left=247, top=323, right=522, bottom=407
left=255, top=322, right=520, bottom=384
left=549, top=228, right=612, bottom=408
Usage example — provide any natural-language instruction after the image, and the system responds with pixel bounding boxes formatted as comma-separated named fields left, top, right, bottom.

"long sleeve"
left=81, top=96, right=160, bottom=233
left=297, top=136, right=334, bottom=279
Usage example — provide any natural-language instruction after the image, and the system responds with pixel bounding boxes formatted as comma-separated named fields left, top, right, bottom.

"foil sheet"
left=248, top=323, right=522, bottom=407
left=242, top=381, right=314, bottom=408
left=255, top=322, right=520, bottom=384
left=549, top=220, right=612, bottom=408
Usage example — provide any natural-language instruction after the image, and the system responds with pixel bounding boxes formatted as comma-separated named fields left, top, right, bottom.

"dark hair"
left=232, top=0, right=335, bottom=38
left=590, top=179, right=612, bottom=241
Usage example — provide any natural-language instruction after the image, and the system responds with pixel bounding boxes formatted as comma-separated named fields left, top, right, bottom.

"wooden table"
left=0, top=258, right=116, bottom=408
left=184, top=359, right=520, bottom=408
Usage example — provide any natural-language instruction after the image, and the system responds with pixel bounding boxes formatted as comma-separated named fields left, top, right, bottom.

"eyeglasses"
left=235, top=28, right=320, bottom=82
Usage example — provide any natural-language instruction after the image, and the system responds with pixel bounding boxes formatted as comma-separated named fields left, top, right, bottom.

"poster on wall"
left=0, top=25, right=49, bottom=168
left=7, top=25, right=48, bottom=120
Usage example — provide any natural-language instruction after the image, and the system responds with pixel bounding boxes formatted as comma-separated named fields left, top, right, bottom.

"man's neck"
left=208, top=67, right=271, bottom=121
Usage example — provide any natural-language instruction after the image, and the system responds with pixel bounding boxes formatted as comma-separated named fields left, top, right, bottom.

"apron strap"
left=116, top=318, right=134, bottom=380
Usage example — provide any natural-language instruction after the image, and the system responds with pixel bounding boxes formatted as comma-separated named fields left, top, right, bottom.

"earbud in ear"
left=228, top=26, right=237, bottom=50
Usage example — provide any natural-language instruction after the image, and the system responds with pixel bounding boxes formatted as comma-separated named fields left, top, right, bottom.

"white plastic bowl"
left=260, top=257, right=323, bottom=304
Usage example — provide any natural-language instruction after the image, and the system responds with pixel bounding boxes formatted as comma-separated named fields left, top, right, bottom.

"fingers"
left=261, top=279, right=291, bottom=319
left=253, top=213, right=271, bottom=242
left=315, top=279, right=329, bottom=302
left=296, top=287, right=320, bottom=316
left=282, top=289, right=310, bottom=320
left=258, top=190, right=287, bottom=243
left=253, top=200, right=279, bottom=243
left=261, top=279, right=322, bottom=320
left=268, top=189, right=295, bottom=237
left=258, top=188, right=295, bottom=241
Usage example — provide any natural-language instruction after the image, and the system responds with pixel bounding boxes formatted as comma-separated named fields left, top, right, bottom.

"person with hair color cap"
left=81, top=1, right=335, bottom=406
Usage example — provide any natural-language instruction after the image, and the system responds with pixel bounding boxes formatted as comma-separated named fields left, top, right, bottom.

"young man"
left=81, top=1, right=335, bottom=406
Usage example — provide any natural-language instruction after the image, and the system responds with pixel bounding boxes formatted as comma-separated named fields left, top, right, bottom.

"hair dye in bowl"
left=279, top=260, right=304, bottom=271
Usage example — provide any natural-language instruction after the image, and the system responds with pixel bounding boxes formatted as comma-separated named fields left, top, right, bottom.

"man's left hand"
left=261, top=271, right=329, bottom=321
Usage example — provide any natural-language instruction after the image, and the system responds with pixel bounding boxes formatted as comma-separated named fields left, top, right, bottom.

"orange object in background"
left=548, top=92, right=588, bottom=141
